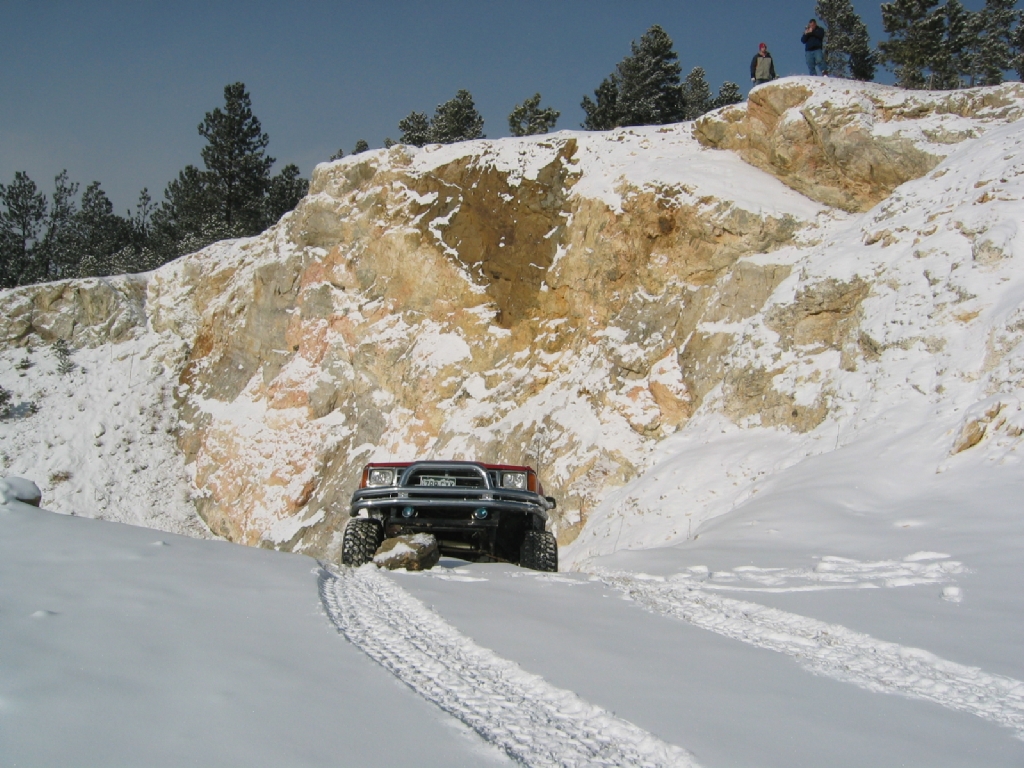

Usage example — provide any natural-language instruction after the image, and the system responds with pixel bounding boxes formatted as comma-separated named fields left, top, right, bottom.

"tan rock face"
left=147, top=133, right=819, bottom=557
left=405, top=140, right=576, bottom=326
left=695, top=80, right=1024, bottom=212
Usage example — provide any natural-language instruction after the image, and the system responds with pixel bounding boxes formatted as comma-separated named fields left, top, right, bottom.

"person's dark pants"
left=805, top=49, right=824, bottom=75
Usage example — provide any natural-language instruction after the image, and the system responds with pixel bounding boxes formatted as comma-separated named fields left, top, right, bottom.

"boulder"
left=373, top=534, right=440, bottom=571
left=0, top=276, right=147, bottom=347
left=0, top=477, right=42, bottom=507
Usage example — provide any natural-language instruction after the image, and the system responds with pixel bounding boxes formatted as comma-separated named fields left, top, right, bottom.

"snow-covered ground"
left=3, top=463, right=1023, bottom=766
left=0, top=334, right=207, bottom=538
left=0, top=484, right=512, bottom=767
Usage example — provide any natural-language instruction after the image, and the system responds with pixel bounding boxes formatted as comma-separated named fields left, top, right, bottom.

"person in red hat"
left=750, top=43, right=777, bottom=87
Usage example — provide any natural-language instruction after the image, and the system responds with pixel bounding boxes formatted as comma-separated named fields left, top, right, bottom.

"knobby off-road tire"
left=342, top=518, right=383, bottom=566
left=519, top=530, right=558, bottom=572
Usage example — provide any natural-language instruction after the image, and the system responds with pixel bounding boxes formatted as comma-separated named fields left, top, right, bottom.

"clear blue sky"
left=0, top=0, right=1004, bottom=213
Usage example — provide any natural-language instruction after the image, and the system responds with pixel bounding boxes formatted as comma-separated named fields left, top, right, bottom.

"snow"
left=6, top=484, right=1023, bottom=766
left=0, top=489, right=510, bottom=767
left=321, top=564, right=698, bottom=767
left=409, top=322, right=473, bottom=374
left=5, top=81, right=1024, bottom=765
left=0, top=334, right=207, bottom=538
left=321, top=115, right=828, bottom=221
left=396, top=565, right=1024, bottom=767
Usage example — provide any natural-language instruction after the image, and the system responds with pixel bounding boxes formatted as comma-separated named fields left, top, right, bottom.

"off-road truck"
left=342, top=460, right=558, bottom=571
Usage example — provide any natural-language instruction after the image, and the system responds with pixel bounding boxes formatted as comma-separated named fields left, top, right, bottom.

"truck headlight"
left=501, top=472, right=526, bottom=489
left=367, top=468, right=396, bottom=487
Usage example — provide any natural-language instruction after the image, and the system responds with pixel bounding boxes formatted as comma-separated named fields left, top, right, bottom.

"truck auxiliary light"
left=401, top=506, right=416, bottom=518
left=473, top=508, right=489, bottom=520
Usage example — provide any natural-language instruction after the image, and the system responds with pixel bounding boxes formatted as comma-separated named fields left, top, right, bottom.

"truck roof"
left=362, top=460, right=534, bottom=472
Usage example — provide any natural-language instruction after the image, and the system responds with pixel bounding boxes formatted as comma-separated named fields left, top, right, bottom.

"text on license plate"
left=419, top=476, right=457, bottom=487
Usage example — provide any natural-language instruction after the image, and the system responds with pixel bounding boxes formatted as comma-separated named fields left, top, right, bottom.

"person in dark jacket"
left=801, top=18, right=826, bottom=76
left=750, top=43, right=777, bottom=86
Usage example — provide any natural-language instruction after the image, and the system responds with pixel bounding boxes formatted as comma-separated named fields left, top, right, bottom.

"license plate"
left=419, top=476, right=456, bottom=487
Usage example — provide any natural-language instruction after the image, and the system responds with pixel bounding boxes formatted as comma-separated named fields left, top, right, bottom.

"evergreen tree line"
left=0, top=82, right=306, bottom=289
left=386, top=26, right=745, bottom=142
left=814, top=0, right=1023, bottom=88
left=580, top=25, right=744, bottom=130
left=876, top=0, right=1023, bottom=89
left=384, top=4, right=1024, bottom=141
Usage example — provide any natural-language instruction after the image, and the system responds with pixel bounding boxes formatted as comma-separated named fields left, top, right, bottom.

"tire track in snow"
left=318, top=563, right=699, bottom=768
left=598, top=572, right=1024, bottom=739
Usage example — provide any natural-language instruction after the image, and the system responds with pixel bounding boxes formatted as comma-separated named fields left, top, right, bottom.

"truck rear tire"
left=342, top=518, right=383, bottom=566
left=519, top=530, right=558, bottom=572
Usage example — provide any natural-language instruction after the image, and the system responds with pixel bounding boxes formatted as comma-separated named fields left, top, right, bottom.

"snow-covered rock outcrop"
left=695, top=79, right=1024, bottom=212
left=3, top=78, right=1024, bottom=565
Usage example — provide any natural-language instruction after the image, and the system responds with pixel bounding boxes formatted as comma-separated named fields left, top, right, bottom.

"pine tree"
left=113, top=189, right=158, bottom=275
left=581, top=25, right=686, bottom=129
left=329, top=148, right=345, bottom=161
left=0, top=384, right=11, bottom=418
left=0, top=228, right=15, bottom=289
left=508, top=93, right=560, bottom=136
left=0, top=172, right=47, bottom=288
left=682, top=67, right=713, bottom=120
left=712, top=81, right=744, bottom=109
left=816, top=0, right=877, bottom=80
left=398, top=91, right=486, bottom=146
left=72, top=182, right=132, bottom=278
left=969, top=0, right=1017, bottom=85
left=614, top=26, right=686, bottom=126
left=75, top=250, right=104, bottom=279
left=818, top=0, right=847, bottom=77
left=933, top=0, right=972, bottom=88
left=53, top=338, right=74, bottom=375
left=1, top=172, right=141, bottom=284
left=849, top=38, right=879, bottom=80
left=38, top=171, right=79, bottom=281
left=398, top=111, right=432, bottom=146
left=265, top=164, right=307, bottom=224
left=877, top=0, right=1011, bottom=89
left=353, top=140, right=370, bottom=154
left=129, top=189, right=154, bottom=250
left=198, top=82, right=275, bottom=234
left=1, top=171, right=136, bottom=284
left=581, top=75, right=621, bottom=130
left=1013, top=9, right=1024, bottom=80
left=149, top=83, right=301, bottom=263
left=878, top=0, right=948, bottom=88
left=430, top=90, right=485, bottom=144
left=149, top=165, right=226, bottom=261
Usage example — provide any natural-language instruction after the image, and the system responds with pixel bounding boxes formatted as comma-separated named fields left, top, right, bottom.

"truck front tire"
left=520, top=530, right=558, bottom=572
left=342, top=518, right=383, bottom=566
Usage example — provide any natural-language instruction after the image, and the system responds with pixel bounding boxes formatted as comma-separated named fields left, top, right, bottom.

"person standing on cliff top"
left=802, top=18, right=826, bottom=76
left=750, top=43, right=777, bottom=86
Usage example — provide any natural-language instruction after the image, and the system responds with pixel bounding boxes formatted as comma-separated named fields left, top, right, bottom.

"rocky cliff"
left=3, top=78, right=1024, bottom=565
